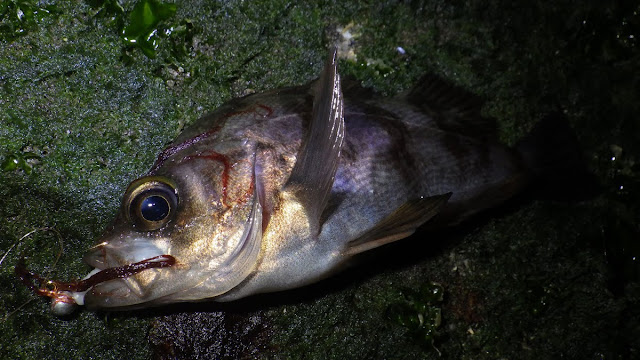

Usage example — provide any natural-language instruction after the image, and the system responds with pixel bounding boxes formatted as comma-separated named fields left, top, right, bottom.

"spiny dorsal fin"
left=407, top=74, right=497, bottom=141
left=344, top=193, right=452, bottom=256
left=285, top=47, right=345, bottom=233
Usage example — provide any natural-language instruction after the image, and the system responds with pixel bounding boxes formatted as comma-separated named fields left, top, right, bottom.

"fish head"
left=82, top=154, right=263, bottom=309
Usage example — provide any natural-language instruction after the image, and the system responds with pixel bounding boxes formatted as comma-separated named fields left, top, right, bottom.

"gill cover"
left=166, top=165, right=265, bottom=302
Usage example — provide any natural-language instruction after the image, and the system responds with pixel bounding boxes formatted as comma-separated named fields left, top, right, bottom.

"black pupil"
left=140, top=195, right=170, bottom=221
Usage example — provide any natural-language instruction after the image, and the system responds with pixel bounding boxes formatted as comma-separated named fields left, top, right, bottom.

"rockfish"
left=18, top=49, right=559, bottom=315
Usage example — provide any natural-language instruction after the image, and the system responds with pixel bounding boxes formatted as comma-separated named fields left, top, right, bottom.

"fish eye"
left=123, top=176, right=179, bottom=231
left=140, top=195, right=170, bottom=222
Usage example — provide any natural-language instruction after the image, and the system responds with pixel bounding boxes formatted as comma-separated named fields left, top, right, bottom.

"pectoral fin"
left=345, top=193, right=452, bottom=256
left=285, top=47, right=345, bottom=232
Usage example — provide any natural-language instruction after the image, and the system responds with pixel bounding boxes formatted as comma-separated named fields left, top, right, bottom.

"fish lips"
left=81, top=239, right=173, bottom=309
left=83, top=279, right=135, bottom=309
left=83, top=276, right=164, bottom=310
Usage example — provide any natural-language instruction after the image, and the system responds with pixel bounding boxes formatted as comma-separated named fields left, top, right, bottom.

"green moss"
left=122, top=0, right=177, bottom=58
left=387, top=283, right=445, bottom=354
left=1, top=151, right=41, bottom=173
left=0, top=0, right=57, bottom=41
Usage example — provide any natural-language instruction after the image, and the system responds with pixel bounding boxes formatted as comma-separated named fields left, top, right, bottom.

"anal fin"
left=345, top=193, right=452, bottom=256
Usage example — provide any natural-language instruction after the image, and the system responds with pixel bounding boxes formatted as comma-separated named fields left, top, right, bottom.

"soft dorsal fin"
left=285, top=48, right=345, bottom=233
left=407, top=74, right=497, bottom=141
left=344, top=193, right=452, bottom=256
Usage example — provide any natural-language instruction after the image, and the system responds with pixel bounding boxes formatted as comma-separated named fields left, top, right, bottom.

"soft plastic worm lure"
left=15, top=255, right=176, bottom=315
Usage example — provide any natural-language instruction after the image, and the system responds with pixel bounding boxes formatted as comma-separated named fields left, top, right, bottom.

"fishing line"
left=1, top=227, right=65, bottom=321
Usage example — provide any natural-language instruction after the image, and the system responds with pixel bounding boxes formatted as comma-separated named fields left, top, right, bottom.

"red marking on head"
left=218, top=104, right=274, bottom=121
left=149, top=104, right=272, bottom=174
left=181, top=152, right=231, bottom=206
left=150, top=126, right=221, bottom=173
left=255, top=104, right=274, bottom=118
left=235, top=172, right=255, bottom=205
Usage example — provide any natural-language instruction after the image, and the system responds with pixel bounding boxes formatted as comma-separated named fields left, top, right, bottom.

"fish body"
left=51, top=51, right=529, bottom=311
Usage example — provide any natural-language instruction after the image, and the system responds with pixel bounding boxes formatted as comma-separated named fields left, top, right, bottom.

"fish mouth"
left=82, top=256, right=177, bottom=309
left=80, top=239, right=175, bottom=309
left=83, top=237, right=170, bottom=270
left=15, top=252, right=178, bottom=314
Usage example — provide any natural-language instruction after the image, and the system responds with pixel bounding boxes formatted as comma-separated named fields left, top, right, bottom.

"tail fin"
left=516, top=113, right=600, bottom=200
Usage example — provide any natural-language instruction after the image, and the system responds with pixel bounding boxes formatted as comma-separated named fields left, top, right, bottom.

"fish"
left=17, top=48, right=570, bottom=315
